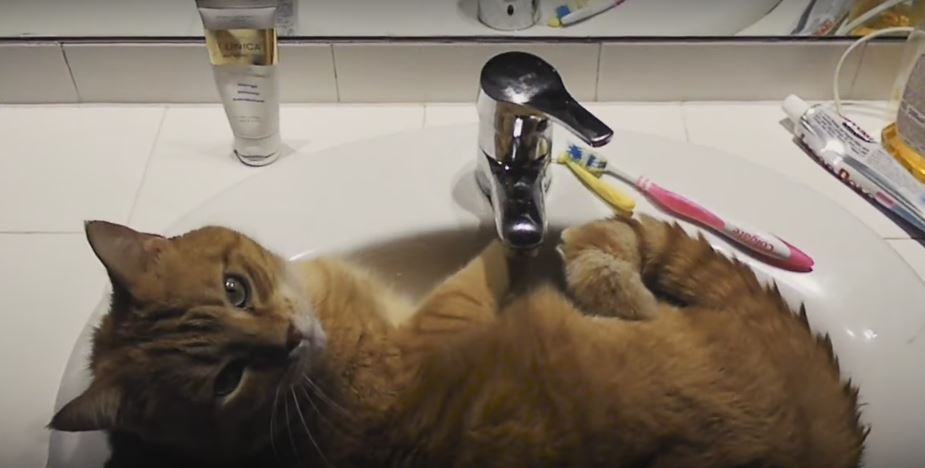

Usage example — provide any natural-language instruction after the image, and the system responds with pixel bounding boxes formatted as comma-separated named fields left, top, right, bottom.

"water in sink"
left=341, top=225, right=571, bottom=301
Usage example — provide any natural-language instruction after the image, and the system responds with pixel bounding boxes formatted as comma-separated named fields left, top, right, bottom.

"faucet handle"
left=479, top=51, right=613, bottom=147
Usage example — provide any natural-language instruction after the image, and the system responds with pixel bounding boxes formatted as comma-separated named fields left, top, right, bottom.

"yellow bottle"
left=846, top=0, right=925, bottom=36
left=882, top=9, right=925, bottom=183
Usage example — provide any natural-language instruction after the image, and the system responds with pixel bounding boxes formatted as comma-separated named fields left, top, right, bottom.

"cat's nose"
left=285, top=323, right=304, bottom=353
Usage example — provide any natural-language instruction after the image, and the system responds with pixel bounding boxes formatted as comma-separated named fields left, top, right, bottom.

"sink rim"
left=47, top=123, right=925, bottom=468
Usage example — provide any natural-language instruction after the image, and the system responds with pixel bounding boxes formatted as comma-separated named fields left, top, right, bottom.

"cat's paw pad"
left=559, top=217, right=658, bottom=320
left=565, top=251, right=656, bottom=320
left=558, top=217, right=642, bottom=268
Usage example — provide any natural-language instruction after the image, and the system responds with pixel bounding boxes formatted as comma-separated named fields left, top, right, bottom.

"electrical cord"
left=832, top=26, right=914, bottom=114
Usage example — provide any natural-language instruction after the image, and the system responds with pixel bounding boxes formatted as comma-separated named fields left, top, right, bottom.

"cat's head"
left=49, top=221, right=326, bottom=460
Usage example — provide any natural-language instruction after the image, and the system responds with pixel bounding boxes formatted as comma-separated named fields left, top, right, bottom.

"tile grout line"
left=679, top=102, right=692, bottom=143
left=330, top=44, right=342, bottom=103
left=59, top=42, right=82, bottom=103
left=593, top=43, right=602, bottom=101
left=844, top=42, right=866, bottom=100
left=125, top=107, right=169, bottom=225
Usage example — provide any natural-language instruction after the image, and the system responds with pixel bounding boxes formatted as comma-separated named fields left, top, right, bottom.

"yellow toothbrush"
left=560, top=143, right=814, bottom=272
left=560, top=156, right=636, bottom=214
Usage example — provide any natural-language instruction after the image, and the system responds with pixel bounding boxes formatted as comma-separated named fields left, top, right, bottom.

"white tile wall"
left=333, top=42, right=600, bottom=103
left=851, top=41, right=906, bottom=102
left=0, top=43, right=77, bottom=103
left=599, top=42, right=863, bottom=101
left=64, top=44, right=218, bottom=103
left=63, top=43, right=337, bottom=103
left=0, top=39, right=905, bottom=104
left=0, top=106, right=165, bottom=232
left=279, top=44, right=339, bottom=102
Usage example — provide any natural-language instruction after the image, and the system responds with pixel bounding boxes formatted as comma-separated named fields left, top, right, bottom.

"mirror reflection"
left=1, top=0, right=922, bottom=38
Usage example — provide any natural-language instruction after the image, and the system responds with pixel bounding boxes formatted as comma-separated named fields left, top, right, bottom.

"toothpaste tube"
left=840, top=156, right=925, bottom=233
left=782, top=94, right=925, bottom=235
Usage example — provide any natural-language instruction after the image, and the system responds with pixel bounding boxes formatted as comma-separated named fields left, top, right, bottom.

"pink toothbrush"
left=563, top=145, right=815, bottom=272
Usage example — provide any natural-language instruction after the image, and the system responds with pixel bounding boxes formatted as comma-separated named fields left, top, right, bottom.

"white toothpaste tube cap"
left=782, top=94, right=810, bottom=124
left=233, top=133, right=280, bottom=167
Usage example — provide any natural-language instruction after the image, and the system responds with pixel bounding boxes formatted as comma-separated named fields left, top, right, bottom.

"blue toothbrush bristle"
left=555, top=5, right=572, bottom=17
left=566, top=143, right=608, bottom=171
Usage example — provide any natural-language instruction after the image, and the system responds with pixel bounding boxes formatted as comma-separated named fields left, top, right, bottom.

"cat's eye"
left=214, top=360, right=246, bottom=398
left=223, top=274, right=249, bottom=308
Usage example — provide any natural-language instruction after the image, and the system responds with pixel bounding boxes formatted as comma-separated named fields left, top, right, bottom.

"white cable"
left=833, top=26, right=913, bottom=115
left=835, top=0, right=909, bottom=35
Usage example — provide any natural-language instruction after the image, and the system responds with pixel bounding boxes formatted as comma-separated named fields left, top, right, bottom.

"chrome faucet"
left=476, top=51, right=613, bottom=250
left=477, top=0, right=538, bottom=31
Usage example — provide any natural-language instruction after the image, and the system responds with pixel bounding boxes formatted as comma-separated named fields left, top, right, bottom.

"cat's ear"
left=85, top=221, right=169, bottom=293
left=48, top=379, right=122, bottom=432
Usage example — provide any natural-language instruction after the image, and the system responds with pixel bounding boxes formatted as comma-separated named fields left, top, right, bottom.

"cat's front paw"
left=558, top=216, right=642, bottom=267
left=558, top=217, right=658, bottom=320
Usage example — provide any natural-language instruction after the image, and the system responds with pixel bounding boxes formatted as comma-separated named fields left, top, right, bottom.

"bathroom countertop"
left=1, top=100, right=923, bottom=468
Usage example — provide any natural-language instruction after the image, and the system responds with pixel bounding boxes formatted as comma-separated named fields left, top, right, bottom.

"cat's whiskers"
left=298, top=384, right=337, bottom=431
left=291, top=387, right=330, bottom=467
left=269, top=384, right=281, bottom=457
left=282, top=387, right=300, bottom=462
left=302, top=374, right=351, bottom=418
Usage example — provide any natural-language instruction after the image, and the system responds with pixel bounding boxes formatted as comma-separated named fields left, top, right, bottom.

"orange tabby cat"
left=50, top=216, right=866, bottom=467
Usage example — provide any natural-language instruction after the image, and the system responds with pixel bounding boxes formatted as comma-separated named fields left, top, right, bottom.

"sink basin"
left=48, top=124, right=925, bottom=467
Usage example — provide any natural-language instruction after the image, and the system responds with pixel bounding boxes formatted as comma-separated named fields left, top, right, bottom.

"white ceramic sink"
left=49, top=124, right=925, bottom=467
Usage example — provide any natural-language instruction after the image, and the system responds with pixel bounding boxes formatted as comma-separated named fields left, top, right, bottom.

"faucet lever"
left=479, top=51, right=613, bottom=148
left=475, top=51, right=612, bottom=251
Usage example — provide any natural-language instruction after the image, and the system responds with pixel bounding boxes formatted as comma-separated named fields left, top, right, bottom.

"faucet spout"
left=475, top=51, right=612, bottom=250
left=476, top=151, right=549, bottom=250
